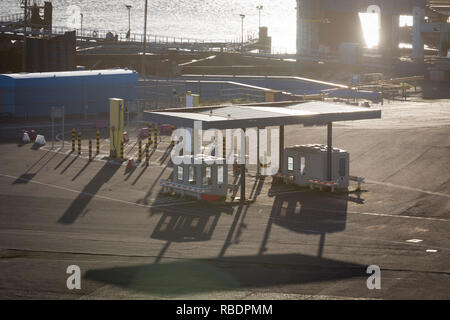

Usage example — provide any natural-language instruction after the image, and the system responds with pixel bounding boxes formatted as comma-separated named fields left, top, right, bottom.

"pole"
left=51, top=114, right=54, bottom=149
left=327, top=123, right=333, bottom=181
left=171, top=125, right=175, bottom=147
left=22, top=0, right=28, bottom=72
left=120, top=141, right=124, bottom=162
left=240, top=14, right=245, bottom=53
left=138, top=139, right=142, bottom=162
left=62, top=106, right=65, bottom=148
left=72, top=128, right=75, bottom=152
left=78, top=132, right=81, bottom=155
left=240, top=128, right=246, bottom=202
left=279, top=125, right=284, bottom=173
left=89, top=140, right=92, bottom=161
left=96, top=130, right=100, bottom=154
left=148, top=122, right=152, bottom=146
left=141, top=0, right=148, bottom=74
left=257, top=5, right=263, bottom=29
left=257, top=127, right=260, bottom=177
left=80, top=13, right=83, bottom=40
left=145, top=143, right=149, bottom=166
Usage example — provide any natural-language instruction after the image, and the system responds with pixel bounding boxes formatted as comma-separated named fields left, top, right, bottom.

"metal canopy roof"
left=143, top=101, right=381, bottom=130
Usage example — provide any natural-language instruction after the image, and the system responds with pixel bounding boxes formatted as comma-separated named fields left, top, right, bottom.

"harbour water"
left=0, top=0, right=297, bottom=53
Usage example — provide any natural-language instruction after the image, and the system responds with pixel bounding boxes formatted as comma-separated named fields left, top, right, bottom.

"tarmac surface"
left=0, top=98, right=449, bottom=300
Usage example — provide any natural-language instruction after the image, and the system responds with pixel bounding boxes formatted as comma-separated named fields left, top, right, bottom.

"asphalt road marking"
left=0, top=173, right=195, bottom=209
left=366, top=179, right=450, bottom=199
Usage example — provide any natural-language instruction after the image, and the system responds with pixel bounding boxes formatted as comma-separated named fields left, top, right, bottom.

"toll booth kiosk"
left=281, top=144, right=349, bottom=191
left=160, top=155, right=228, bottom=201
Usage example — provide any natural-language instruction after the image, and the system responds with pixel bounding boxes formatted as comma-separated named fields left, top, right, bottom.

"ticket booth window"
left=287, top=156, right=294, bottom=171
left=177, top=166, right=184, bottom=181
left=202, top=166, right=212, bottom=185
left=300, top=156, right=306, bottom=175
left=189, top=166, right=196, bottom=185
left=217, top=165, right=224, bottom=185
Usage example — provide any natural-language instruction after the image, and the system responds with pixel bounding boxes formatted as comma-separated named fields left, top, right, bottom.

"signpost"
left=51, top=106, right=65, bottom=149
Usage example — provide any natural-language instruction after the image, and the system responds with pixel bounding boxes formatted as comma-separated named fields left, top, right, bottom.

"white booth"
left=279, top=144, right=349, bottom=191
left=160, top=155, right=228, bottom=200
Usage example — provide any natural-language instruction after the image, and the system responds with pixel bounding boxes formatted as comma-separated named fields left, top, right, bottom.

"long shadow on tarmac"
left=58, top=163, right=120, bottom=224
left=84, top=253, right=367, bottom=296
left=259, top=187, right=351, bottom=257
left=84, top=185, right=368, bottom=296
left=13, top=150, right=58, bottom=184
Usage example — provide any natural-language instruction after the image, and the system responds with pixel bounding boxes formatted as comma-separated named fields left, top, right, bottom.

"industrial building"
left=0, top=69, right=138, bottom=118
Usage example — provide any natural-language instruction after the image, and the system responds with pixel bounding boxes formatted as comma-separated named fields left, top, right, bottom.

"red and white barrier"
left=160, top=179, right=217, bottom=200
left=308, top=179, right=338, bottom=192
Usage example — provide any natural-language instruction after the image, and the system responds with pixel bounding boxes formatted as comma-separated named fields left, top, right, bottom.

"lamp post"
left=126, top=4, right=132, bottom=40
left=240, top=14, right=245, bottom=52
left=22, top=0, right=28, bottom=72
left=141, top=0, right=148, bottom=75
left=256, top=5, right=263, bottom=29
left=80, top=13, right=83, bottom=40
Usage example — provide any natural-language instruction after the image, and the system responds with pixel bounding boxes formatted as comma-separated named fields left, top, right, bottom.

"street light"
left=80, top=13, right=83, bottom=40
left=125, top=4, right=132, bottom=40
left=256, top=5, right=263, bottom=29
left=240, top=14, right=245, bottom=52
left=141, top=0, right=148, bottom=75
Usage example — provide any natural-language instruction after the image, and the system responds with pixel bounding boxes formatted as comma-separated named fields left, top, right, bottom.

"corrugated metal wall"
left=0, top=70, right=138, bottom=118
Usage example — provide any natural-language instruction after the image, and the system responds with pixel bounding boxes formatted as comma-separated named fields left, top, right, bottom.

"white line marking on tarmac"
left=0, top=173, right=195, bottom=209
left=366, top=179, right=450, bottom=199
left=355, top=211, right=450, bottom=223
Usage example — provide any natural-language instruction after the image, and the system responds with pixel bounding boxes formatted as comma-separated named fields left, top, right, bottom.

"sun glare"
left=359, top=12, right=380, bottom=48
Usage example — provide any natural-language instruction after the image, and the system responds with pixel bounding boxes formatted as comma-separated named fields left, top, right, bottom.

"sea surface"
left=0, top=0, right=297, bottom=53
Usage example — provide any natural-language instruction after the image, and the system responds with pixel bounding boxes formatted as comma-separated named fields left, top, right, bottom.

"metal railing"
left=0, top=12, right=24, bottom=23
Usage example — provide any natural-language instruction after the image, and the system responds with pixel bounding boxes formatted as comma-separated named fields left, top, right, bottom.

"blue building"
left=0, top=69, right=138, bottom=118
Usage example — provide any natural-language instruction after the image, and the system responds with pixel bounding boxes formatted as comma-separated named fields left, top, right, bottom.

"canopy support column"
left=279, top=125, right=284, bottom=172
left=327, top=122, right=332, bottom=181
left=240, top=128, right=246, bottom=202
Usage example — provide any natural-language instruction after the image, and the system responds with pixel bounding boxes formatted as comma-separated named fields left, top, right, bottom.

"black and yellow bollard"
left=223, top=137, right=226, bottom=159
left=77, top=132, right=81, bottom=155
left=120, top=141, right=124, bottom=162
left=154, top=125, right=158, bottom=149
left=89, top=140, right=92, bottom=161
left=138, top=139, right=142, bottom=162
left=145, top=143, right=149, bottom=166
left=170, top=125, right=175, bottom=147
left=71, top=128, right=76, bottom=152
left=96, top=130, right=100, bottom=154
left=148, top=123, right=152, bottom=146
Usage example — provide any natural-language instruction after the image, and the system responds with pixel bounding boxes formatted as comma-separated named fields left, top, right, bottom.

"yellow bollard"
left=89, top=140, right=92, bottom=161
left=77, top=132, right=81, bottom=155
left=72, top=128, right=76, bottom=152
left=145, top=143, right=149, bottom=166
left=154, top=125, right=158, bottom=148
left=223, top=137, right=226, bottom=159
left=120, top=141, right=124, bottom=162
left=96, top=130, right=100, bottom=154
left=138, top=139, right=142, bottom=162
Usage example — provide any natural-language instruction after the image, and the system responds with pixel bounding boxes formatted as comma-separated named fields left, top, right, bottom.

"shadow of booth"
left=150, top=200, right=234, bottom=243
left=260, top=186, right=355, bottom=257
